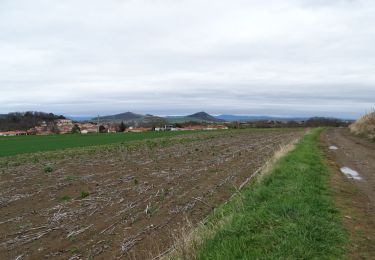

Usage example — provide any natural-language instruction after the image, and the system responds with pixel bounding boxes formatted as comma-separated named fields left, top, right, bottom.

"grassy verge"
left=349, top=111, right=375, bottom=141
left=176, top=129, right=346, bottom=259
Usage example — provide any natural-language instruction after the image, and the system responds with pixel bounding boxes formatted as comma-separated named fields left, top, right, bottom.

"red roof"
left=0, top=131, right=28, bottom=136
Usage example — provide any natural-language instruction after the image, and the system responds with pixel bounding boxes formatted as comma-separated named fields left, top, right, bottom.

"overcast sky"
left=0, top=0, right=374, bottom=118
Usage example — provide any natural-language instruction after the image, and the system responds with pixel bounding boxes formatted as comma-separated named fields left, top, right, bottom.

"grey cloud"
left=0, top=0, right=374, bottom=119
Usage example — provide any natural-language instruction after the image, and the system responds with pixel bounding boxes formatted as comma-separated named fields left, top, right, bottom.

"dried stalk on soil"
left=67, top=224, right=93, bottom=238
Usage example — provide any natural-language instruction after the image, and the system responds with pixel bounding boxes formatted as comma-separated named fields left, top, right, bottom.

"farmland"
left=0, top=129, right=303, bottom=259
left=0, top=131, right=196, bottom=157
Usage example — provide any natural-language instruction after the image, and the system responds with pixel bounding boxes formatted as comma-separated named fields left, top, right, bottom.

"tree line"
left=0, top=112, right=65, bottom=131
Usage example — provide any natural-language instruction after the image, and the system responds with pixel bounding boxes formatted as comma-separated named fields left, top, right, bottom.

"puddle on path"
left=340, top=167, right=362, bottom=180
left=329, top=145, right=338, bottom=150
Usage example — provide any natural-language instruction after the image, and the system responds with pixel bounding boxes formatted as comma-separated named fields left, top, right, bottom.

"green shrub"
left=43, top=165, right=53, bottom=173
left=60, top=195, right=71, bottom=201
left=80, top=191, right=90, bottom=198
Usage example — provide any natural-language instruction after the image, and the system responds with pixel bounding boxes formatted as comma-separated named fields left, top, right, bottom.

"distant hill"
left=215, top=114, right=308, bottom=122
left=83, top=111, right=353, bottom=126
left=188, top=112, right=224, bottom=122
left=94, top=112, right=167, bottom=127
left=141, top=115, right=168, bottom=127
left=65, top=115, right=94, bottom=122
left=164, top=116, right=200, bottom=124
left=97, top=112, right=143, bottom=122
left=166, top=112, right=224, bottom=123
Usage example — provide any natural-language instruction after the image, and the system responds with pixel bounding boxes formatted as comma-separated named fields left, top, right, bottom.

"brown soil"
left=0, top=129, right=302, bottom=260
left=321, top=128, right=375, bottom=259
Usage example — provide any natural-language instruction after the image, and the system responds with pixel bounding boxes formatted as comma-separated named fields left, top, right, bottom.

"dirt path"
left=322, top=128, right=375, bottom=258
left=323, top=128, right=375, bottom=203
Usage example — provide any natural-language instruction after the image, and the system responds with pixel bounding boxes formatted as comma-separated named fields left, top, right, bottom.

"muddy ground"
left=322, top=128, right=375, bottom=258
left=0, top=129, right=302, bottom=260
left=323, top=128, right=375, bottom=204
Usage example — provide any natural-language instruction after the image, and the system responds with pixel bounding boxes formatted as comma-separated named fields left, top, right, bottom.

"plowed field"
left=0, top=129, right=303, bottom=259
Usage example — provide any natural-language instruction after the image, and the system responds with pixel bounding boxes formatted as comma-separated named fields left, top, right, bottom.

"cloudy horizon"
left=1, top=0, right=374, bottom=119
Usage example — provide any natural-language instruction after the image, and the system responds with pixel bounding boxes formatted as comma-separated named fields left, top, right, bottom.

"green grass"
left=42, top=165, right=53, bottom=173
left=0, top=131, right=194, bottom=157
left=64, top=176, right=76, bottom=181
left=60, top=195, right=71, bottom=202
left=195, top=129, right=346, bottom=259
left=80, top=191, right=90, bottom=198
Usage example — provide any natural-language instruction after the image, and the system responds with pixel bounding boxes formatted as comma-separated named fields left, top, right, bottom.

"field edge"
left=165, top=128, right=347, bottom=260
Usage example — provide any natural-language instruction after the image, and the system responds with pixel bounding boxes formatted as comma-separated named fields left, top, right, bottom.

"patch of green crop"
left=80, top=191, right=90, bottom=198
left=60, top=195, right=71, bottom=202
left=0, top=131, right=196, bottom=157
left=43, top=165, right=53, bottom=173
left=64, top=176, right=76, bottom=181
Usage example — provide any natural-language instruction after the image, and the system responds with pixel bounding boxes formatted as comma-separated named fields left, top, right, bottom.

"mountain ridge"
left=188, top=111, right=224, bottom=122
left=77, top=111, right=352, bottom=124
left=215, top=114, right=308, bottom=122
left=93, top=111, right=224, bottom=124
left=97, top=112, right=143, bottom=121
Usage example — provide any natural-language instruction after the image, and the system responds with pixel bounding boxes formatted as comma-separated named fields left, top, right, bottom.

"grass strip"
left=194, top=129, right=346, bottom=259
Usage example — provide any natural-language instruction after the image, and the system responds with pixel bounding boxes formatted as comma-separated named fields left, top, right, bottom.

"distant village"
left=0, top=118, right=229, bottom=136
left=0, top=111, right=352, bottom=137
